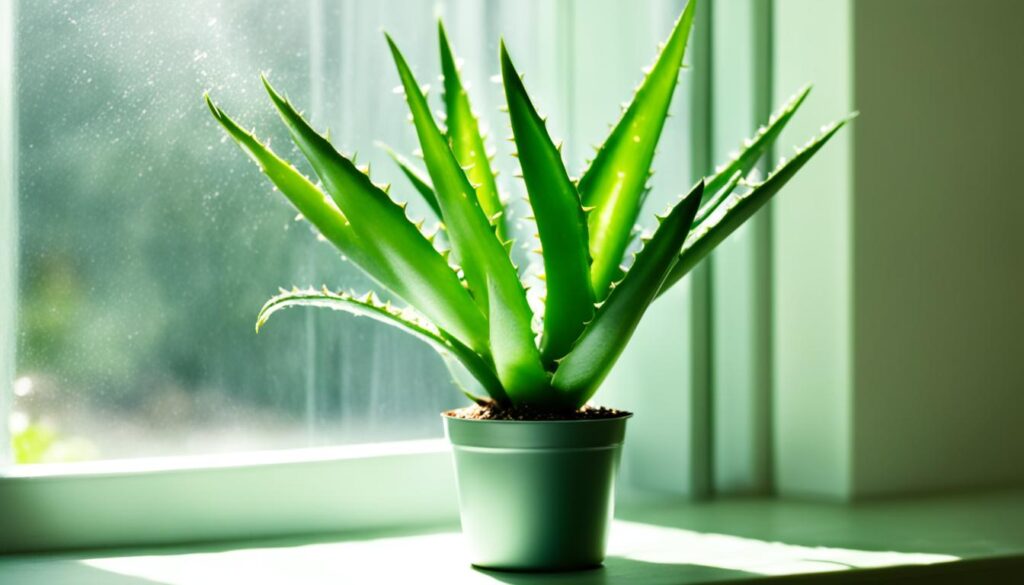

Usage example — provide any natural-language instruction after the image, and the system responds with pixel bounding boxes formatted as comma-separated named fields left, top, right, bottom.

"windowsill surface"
left=2, top=490, right=1023, bottom=584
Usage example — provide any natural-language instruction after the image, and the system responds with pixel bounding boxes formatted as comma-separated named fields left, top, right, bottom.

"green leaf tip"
left=577, top=0, right=698, bottom=301
left=438, top=22, right=508, bottom=242
left=659, top=113, right=854, bottom=295
left=378, top=141, right=442, bottom=219
left=703, top=83, right=813, bottom=201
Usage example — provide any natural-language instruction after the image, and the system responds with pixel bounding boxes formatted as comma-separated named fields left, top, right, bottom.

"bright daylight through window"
left=7, top=1, right=468, bottom=463
left=5, top=0, right=698, bottom=465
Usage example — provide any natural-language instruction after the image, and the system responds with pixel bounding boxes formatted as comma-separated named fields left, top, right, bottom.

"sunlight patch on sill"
left=611, top=520, right=960, bottom=576
left=79, top=520, right=960, bottom=584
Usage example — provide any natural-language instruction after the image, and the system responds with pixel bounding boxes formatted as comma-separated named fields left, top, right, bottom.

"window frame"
left=708, top=0, right=775, bottom=495
left=1, top=0, right=17, bottom=467
left=0, top=439, right=458, bottom=554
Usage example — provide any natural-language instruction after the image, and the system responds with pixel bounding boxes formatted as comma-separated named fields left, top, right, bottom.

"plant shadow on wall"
left=205, top=0, right=852, bottom=572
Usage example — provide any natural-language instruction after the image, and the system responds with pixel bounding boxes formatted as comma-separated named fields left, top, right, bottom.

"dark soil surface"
left=445, top=403, right=630, bottom=421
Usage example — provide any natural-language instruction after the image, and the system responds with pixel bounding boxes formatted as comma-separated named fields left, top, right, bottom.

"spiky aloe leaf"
left=659, top=115, right=855, bottom=295
left=703, top=84, right=812, bottom=203
left=440, top=352, right=494, bottom=406
left=438, top=22, right=507, bottom=242
left=386, top=35, right=548, bottom=401
left=553, top=180, right=705, bottom=406
left=577, top=0, right=697, bottom=301
left=205, top=95, right=384, bottom=277
left=500, top=42, right=594, bottom=366
left=379, top=142, right=442, bottom=219
left=258, top=287, right=507, bottom=404
left=693, top=170, right=742, bottom=227
left=259, top=76, right=489, bottom=355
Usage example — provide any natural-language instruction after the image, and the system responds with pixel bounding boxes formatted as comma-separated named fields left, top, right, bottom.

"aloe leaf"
left=553, top=180, right=705, bottom=405
left=258, top=287, right=507, bottom=403
left=693, top=170, right=742, bottom=227
left=438, top=22, right=507, bottom=242
left=259, top=76, right=489, bottom=355
left=659, top=115, right=855, bottom=295
left=441, top=352, right=496, bottom=406
left=379, top=142, right=442, bottom=218
left=205, top=95, right=383, bottom=275
left=703, top=84, right=812, bottom=203
left=484, top=276, right=552, bottom=408
left=500, top=42, right=594, bottom=365
left=386, top=35, right=548, bottom=400
left=577, top=0, right=697, bottom=300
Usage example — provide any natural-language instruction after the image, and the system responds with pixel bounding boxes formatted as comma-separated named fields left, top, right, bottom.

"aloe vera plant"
left=206, top=0, right=851, bottom=412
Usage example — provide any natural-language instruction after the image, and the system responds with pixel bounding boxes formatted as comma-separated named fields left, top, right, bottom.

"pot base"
left=472, top=562, right=604, bottom=573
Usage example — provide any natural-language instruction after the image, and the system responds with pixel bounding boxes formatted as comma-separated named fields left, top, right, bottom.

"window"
left=1, top=0, right=777, bottom=554
left=7, top=0, right=461, bottom=464
left=3, top=0, right=706, bottom=472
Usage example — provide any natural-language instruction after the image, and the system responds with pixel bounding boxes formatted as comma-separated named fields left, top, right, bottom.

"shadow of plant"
left=475, top=555, right=755, bottom=584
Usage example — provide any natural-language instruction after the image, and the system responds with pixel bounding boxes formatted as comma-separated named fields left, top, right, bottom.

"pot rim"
left=441, top=412, right=633, bottom=425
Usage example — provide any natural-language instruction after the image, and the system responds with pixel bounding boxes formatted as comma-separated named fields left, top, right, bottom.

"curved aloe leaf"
left=500, top=42, right=594, bottom=366
left=386, top=35, right=547, bottom=400
left=703, top=84, right=812, bottom=204
left=577, top=0, right=697, bottom=300
left=438, top=22, right=507, bottom=242
left=259, top=76, right=489, bottom=355
left=379, top=142, right=442, bottom=219
left=258, top=287, right=507, bottom=403
left=205, top=95, right=385, bottom=279
left=659, top=115, right=855, bottom=295
left=440, top=352, right=494, bottom=406
left=693, top=170, right=742, bottom=227
left=553, top=180, right=705, bottom=406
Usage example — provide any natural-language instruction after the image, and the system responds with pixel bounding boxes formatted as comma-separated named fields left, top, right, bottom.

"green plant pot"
left=443, top=413, right=631, bottom=571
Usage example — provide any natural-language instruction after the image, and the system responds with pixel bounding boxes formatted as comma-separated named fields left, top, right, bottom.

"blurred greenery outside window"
left=2, top=0, right=709, bottom=466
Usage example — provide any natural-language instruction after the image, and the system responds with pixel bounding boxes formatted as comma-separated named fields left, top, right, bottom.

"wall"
left=851, top=0, right=1024, bottom=496
left=773, top=0, right=1024, bottom=499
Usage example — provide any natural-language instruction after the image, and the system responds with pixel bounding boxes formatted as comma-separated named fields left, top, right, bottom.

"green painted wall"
left=851, top=0, right=1024, bottom=496
left=773, top=0, right=1024, bottom=499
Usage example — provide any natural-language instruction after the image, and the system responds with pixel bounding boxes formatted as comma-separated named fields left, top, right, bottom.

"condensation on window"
left=10, top=0, right=694, bottom=463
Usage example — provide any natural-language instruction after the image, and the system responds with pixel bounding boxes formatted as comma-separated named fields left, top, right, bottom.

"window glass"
left=9, top=0, right=696, bottom=464
left=13, top=0, right=463, bottom=462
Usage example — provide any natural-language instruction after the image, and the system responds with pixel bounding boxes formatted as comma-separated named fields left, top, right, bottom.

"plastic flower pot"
left=443, top=413, right=631, bottom=571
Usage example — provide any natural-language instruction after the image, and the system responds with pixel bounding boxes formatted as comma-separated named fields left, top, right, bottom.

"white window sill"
left=0, top=440, right=459, bottom=553
left=2, top=490, right=1023, bottom=584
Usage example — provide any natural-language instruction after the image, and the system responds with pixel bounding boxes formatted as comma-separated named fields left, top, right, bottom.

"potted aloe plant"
left=205, top=0, right=850, bottom=571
